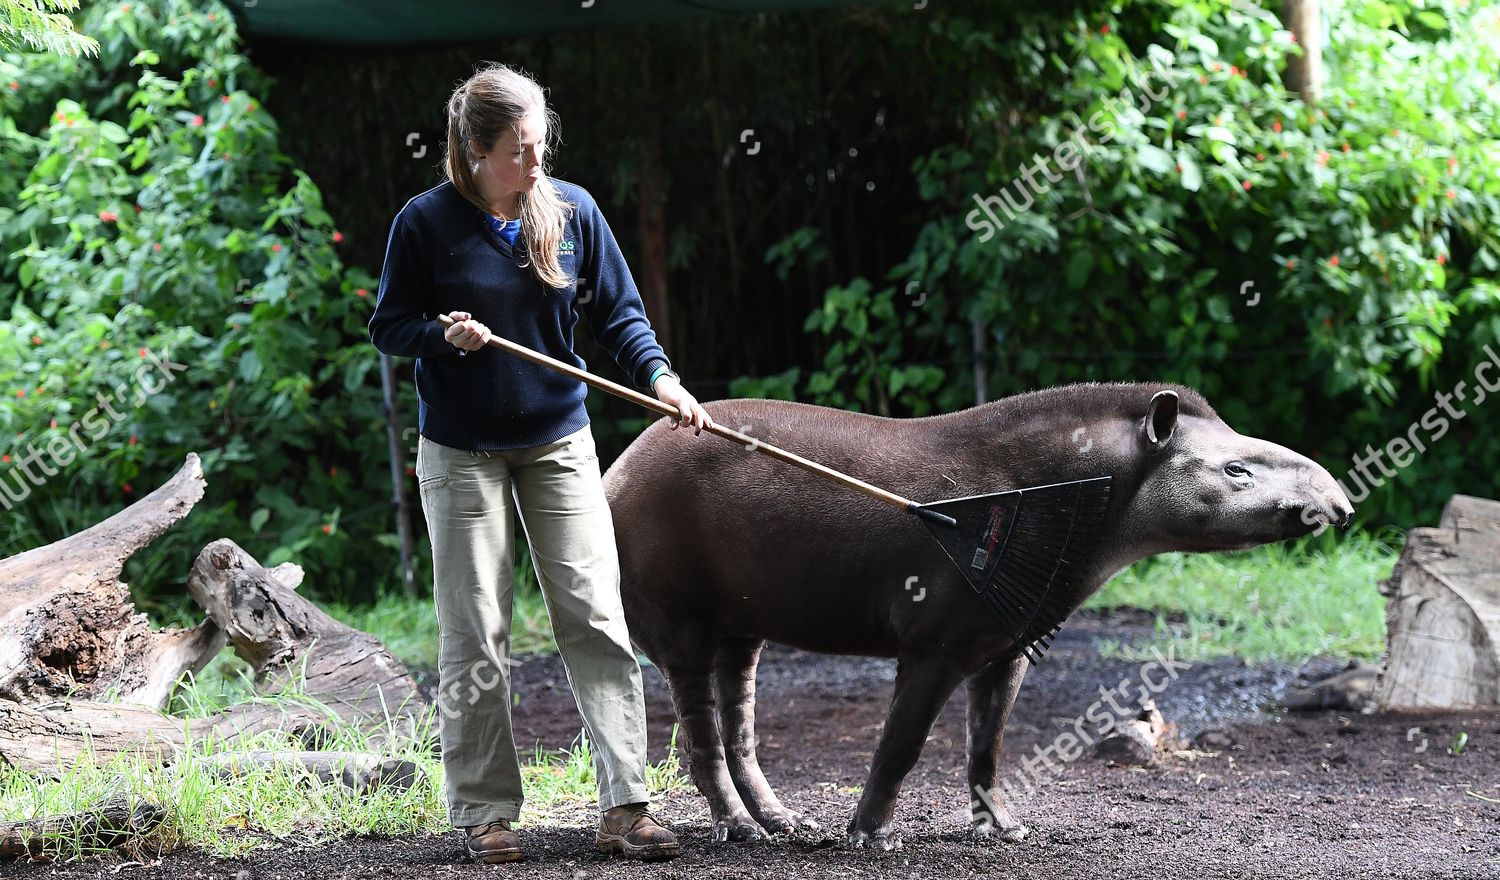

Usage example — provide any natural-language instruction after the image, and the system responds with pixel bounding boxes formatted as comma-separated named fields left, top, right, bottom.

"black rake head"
left=914, top=476, right=1113, bottom=666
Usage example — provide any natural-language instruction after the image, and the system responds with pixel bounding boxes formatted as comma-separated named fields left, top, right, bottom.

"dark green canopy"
left=224, top=0, right=884, bottom=45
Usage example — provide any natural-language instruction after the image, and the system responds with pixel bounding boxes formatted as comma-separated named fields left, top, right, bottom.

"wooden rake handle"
left=433, top=314, right=955, bottom=527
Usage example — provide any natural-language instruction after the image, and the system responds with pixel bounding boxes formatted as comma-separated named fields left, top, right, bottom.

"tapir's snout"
left=1280, top=458, right=1355, bottom=535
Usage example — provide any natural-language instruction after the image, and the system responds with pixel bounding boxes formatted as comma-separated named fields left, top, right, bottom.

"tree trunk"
left=1377, top=495, right=1500, bottom=709
left=1282, top=0, right=1324, bottom=103
left=0, top=454, right=222, bottom=709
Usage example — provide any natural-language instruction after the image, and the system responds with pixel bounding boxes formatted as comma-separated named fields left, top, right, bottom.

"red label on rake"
left=970, top=504, right=1009, bottom=570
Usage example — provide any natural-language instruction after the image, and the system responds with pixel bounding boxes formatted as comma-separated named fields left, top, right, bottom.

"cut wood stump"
left=1377, top=495, right=1500, bottom=709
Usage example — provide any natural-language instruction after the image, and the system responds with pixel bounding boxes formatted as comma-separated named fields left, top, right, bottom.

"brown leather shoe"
left=464, top=819, right=524, bottom=863
left=596, top=803, right=680, bottom=861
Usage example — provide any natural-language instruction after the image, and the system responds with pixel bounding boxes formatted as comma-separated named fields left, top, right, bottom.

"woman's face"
left=475, top=109, right=546, bottom=197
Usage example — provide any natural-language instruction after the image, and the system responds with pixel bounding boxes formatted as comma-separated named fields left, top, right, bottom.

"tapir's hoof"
left=844, top=824, right=902, bottom=851
left=712, top=815, right=767, bottom=843
left=971, top=820, right=1029, bottom=843
left=763, top=810, right=823, bottom=839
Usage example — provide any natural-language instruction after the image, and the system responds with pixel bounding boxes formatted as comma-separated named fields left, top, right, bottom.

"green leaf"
left=1137, top=144, right=1174, bottom=175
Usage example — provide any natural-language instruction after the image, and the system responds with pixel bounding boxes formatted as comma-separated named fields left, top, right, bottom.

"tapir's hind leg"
left=714, top=637, right=822, bottom=838
left=652, top=627, right=767, bottom=842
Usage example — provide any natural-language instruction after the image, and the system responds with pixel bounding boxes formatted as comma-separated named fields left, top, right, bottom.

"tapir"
left=602, top=383, right=1353, bottom=850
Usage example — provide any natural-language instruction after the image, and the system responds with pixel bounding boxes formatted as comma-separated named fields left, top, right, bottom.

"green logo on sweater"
left=558, top=240, right=576, bottom=255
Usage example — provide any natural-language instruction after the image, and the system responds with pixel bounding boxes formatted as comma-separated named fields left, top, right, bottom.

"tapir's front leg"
left=965, top=654, right=1031, bottom=842
left=846, top=653, right=965, bottom=851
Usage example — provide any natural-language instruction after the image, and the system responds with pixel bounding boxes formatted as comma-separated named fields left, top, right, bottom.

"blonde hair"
left=444, top=62, right=575, bottom=290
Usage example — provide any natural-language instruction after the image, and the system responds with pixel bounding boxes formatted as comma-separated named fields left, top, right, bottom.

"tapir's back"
left=602, top=398, right=986, bottom=656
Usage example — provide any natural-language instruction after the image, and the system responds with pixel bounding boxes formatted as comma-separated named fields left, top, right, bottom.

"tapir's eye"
left=1224, top=461, right=1251, bottom=478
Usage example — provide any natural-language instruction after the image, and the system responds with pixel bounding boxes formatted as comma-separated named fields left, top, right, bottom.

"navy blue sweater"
left=368, top=178, right=671, bottom=450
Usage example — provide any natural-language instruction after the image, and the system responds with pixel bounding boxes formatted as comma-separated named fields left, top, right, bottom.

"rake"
left=433, top=316, right=1113, bottom=664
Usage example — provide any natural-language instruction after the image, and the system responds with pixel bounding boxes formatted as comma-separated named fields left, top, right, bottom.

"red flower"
left=248, top=102, right=257, bottom=112
left=1285, top=258, right=1296, bottom=269
left=1230, top=66, right=1241, bottom=77
left=329, top=467, right=338, bottom=477
left=7, top=82, right=17, bottom=92
left=122, top=483, right=133, bottom=494
left=322, top=524, right=333, bottom=534
left=221, top=95, right=230, bottom=104
left=31, top=335, right=41, bottom=345
left=355, top=288, right=369, bottom=298
left=272, top=243, right=282, bottom=252
left=1436, top=254, right=1447, bottom=266
left=1212, top=63, right=1222, bottom=72
left=1, top=455, right=8, bottom=463
left=139, top=347, right=148, bottom=357
left=49, top=419, right=57, bottom=429
left=1317, top=151, right=1329, bottom=165
left=191, top=114, right=204, bottom=126
left=129, top=434, right=137, bottom=445
left=152, top=242, right=162, bottom=252
left=99, top=210, right=119, bottom=222
left=207, top=78, right=218, bottom=88
left=1256, top=153, right=1265, bottom=161
left=1099, top=24, right=1110, bottom=34
left=1342, top=142, right=1350, bottom=152
left=1272, top=119, right=1282, bottom=133
left=1446, top=189, right=1457, bottom=200
left=1199, top=75, right=1208, bottom=84
left=1176, top=109, right=1187, bottom=120
left=15, top=389, right=23, bottom=398
left=1174, top=163, right=1182, bottom=173
left=1242, top=180, right=1252, bottom=191
left=1329, top=255, right=1340, bottom=267
left=332, top=231, right=344, bottom=243
left=1290, top=32, right=1298, bottom=43
left=405, top=466, right=416, bottom=477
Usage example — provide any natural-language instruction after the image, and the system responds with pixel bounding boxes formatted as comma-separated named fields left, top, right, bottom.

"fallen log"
left=0, top=454, right=222, bottom=709
left=198, top=750, right=421, bottom=793
left=1377, top=495, right=1500, bottom=709
left=0, top=795, right=165, bottom=862
left=187, top=538, right=421, bottom=725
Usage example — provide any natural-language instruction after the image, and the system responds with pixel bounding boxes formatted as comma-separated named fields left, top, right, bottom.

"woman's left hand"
left=653, top=376, right=715, bottom=435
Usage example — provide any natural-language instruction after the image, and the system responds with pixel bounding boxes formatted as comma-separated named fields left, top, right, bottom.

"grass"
left=0, top=674, right=687, bottom=861
left=1084, top=530, right=1401, bottom=663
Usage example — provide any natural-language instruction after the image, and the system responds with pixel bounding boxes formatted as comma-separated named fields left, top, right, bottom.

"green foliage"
left=773, top=0, right=1500, bottom=526
left=0, top=0, right=97, bottom=57
left=0, top=0, right=419, bottom=600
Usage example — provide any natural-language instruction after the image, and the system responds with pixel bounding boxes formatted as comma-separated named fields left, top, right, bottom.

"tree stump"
left=1377, top=495, right=1500, bottom=709
left=0, top=454, right=223, bottom=709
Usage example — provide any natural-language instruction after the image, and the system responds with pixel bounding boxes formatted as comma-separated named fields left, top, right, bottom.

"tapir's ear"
left=1145, top=390, right=1179, bottom=446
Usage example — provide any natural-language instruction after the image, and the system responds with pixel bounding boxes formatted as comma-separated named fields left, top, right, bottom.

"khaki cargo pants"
left=415, top=423, right=651, bottom=827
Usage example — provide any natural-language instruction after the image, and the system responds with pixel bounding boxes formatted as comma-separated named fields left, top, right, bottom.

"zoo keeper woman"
left=368, top=61, right=713, bottom=864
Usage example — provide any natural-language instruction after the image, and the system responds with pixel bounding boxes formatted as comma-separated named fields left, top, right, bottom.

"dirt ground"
left=10, top=610, right=1500, bottom=879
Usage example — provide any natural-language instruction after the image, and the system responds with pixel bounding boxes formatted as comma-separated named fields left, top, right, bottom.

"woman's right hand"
left=444, top=311, right=493, bottom=351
